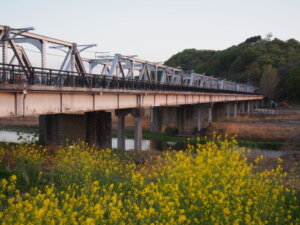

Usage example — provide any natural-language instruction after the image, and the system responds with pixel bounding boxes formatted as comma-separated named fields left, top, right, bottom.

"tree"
left=245, top=62, right=261, bottom=84
left=264, top=33, right=273, bottom=41
left=259, top=65, right=279, bottom=98
left=245, top=36, right=262, bottom=43
left=164, top=36, right=300, bottom=100
left=285, top=66, right=300, bottom=101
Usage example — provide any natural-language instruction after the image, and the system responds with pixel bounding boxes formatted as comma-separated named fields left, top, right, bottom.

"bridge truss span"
left=0, top=25, right=257, bottom=94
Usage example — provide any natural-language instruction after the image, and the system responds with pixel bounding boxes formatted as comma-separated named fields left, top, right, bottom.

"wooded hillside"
left=165, top=36, right=300, bottom=101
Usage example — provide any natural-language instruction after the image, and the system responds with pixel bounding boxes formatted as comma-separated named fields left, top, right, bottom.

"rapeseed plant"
left=0, top=136, right=298, bottom=224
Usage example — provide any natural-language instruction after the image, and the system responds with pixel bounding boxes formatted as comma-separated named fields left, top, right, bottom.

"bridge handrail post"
left=60, top=72, right=62, bottom=87
left=11, top=65, right=15, bottom=84
left=92, top=74, right=95, bottom=88
left=67, top=71, right=70, bottom=87
left=2, top=64, right=7, bottom=84
left=49, top=70, right=52, bottom=86
left=31, top=67, right=35, bottom=85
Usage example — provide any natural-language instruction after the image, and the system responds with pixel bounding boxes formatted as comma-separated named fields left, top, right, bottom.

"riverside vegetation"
left=0, top=135, right=299, bottom=224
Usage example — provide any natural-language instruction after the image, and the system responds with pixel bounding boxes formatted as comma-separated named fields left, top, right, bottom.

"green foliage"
left=259, top=65, right=279, bottom=98
left=245, top=35, right=262, bottom=43
left=164, top=126, right=179, bottom=136
left=285, top=66, right=300, bottom=100
left=164, top=36, right=300, bottom=101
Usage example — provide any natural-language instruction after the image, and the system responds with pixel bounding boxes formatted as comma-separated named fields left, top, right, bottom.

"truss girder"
left=0, top=25, right=255, bottom=93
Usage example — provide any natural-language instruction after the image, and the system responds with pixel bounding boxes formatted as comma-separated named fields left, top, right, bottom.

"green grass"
left=0, top=126, right=38, bottom=133
left=113, top=131, right=284, bottom=150
left=238, top=140, right=284, bottom=150
left=291, top=103, right=300, bottom=109
left=112, top=131, right=186, bottom=142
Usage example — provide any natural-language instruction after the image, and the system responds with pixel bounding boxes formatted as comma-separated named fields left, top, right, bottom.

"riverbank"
left=0, top=108, right=299, bottom=151
left=0, top=124, right=291, bottom=151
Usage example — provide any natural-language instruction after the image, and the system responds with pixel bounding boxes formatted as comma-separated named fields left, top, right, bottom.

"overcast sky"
left=1, top=0, right=299, bottom=62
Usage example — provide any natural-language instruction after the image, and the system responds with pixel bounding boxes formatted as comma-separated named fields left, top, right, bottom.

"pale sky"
left=1, top=0, right=299, bottom=62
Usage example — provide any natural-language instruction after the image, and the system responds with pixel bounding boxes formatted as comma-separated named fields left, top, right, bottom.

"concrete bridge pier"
left=150, top=106, right=178, bottom=133
left=247, top=101, right=251, bottom=114
left=39, top=113, right=85, bottom=146
left=261, top=99, right=264, bottom=108
left=214, top=102, right=227, bottom=121
left=178, top=105, right=195, bottom=135
left=150, top=105, right=196, bottom=135
left=196, top=105, right=202, bottom=133
left=85, top=111, right=112, bottom=148
left=251, top=101, right=255, bottom=111
left=234, top=102, right=238, bottom=118
left=39, top=111, right=112, bottom=148
left=150, top=107, right=159, bottom=133
left=226, top=102, right=231, bottom=120
left=115, top=109, right=131, bottom=151
left=239, top=101, right=245, bottom=114
left=207, top=104, right=213, bottom=125
left=254, top=100, right=259, bottom=109
left=131, top=108, right=144, bottom=151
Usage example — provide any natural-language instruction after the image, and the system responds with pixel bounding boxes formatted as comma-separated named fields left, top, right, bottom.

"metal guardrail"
left=0, top=63, right=259, bottom=95
left=253, top=108, right=275, bottom=115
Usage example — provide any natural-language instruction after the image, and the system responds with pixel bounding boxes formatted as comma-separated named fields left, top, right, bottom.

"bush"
left=164, top=126, right=179, bottom=136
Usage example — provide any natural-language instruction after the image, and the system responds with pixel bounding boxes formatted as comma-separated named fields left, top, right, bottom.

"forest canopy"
left=164, top=36, right=300, bottom=101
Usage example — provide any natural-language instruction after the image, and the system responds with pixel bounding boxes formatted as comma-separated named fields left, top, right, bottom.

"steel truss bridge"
left=0, top=25, right=256, bottom=94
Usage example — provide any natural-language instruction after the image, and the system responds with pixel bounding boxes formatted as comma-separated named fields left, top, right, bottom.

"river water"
left=0, top=130, right=283, bottom=157
left=0, top=130, right=177, bottom=151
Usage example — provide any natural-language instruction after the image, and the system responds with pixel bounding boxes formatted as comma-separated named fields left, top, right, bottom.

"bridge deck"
left=0, top=63, right=263, bottom=117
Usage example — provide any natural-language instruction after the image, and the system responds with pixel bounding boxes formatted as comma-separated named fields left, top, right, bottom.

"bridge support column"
left=241, top=102, right=245, bottom=114
left=197, top=105, right=202, bottom=133
left=85, top=111, right=112, bottom=149
left=247, top=101, right=251, bottom=114
left=150, top=106, right=179, bottom=133
left=226, top=103, right=230, bottom=120
left=115, top=109, right=131, bottom=151
left=214, top=103, right=226, bottom=121
left=208, top=104, right=213, bottom=125
left=131, top=108, right=144, bottom=151
left=39, top=114, right=85, bottom=145
left=178, top=105, right=195, bottom=135
left=150, top=107, right=160, bottom=133
left=234, top=102, right=237, bottom=118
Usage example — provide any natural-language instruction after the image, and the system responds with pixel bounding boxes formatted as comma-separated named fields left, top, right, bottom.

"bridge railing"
left=0, top=63, right=258, bottom=95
